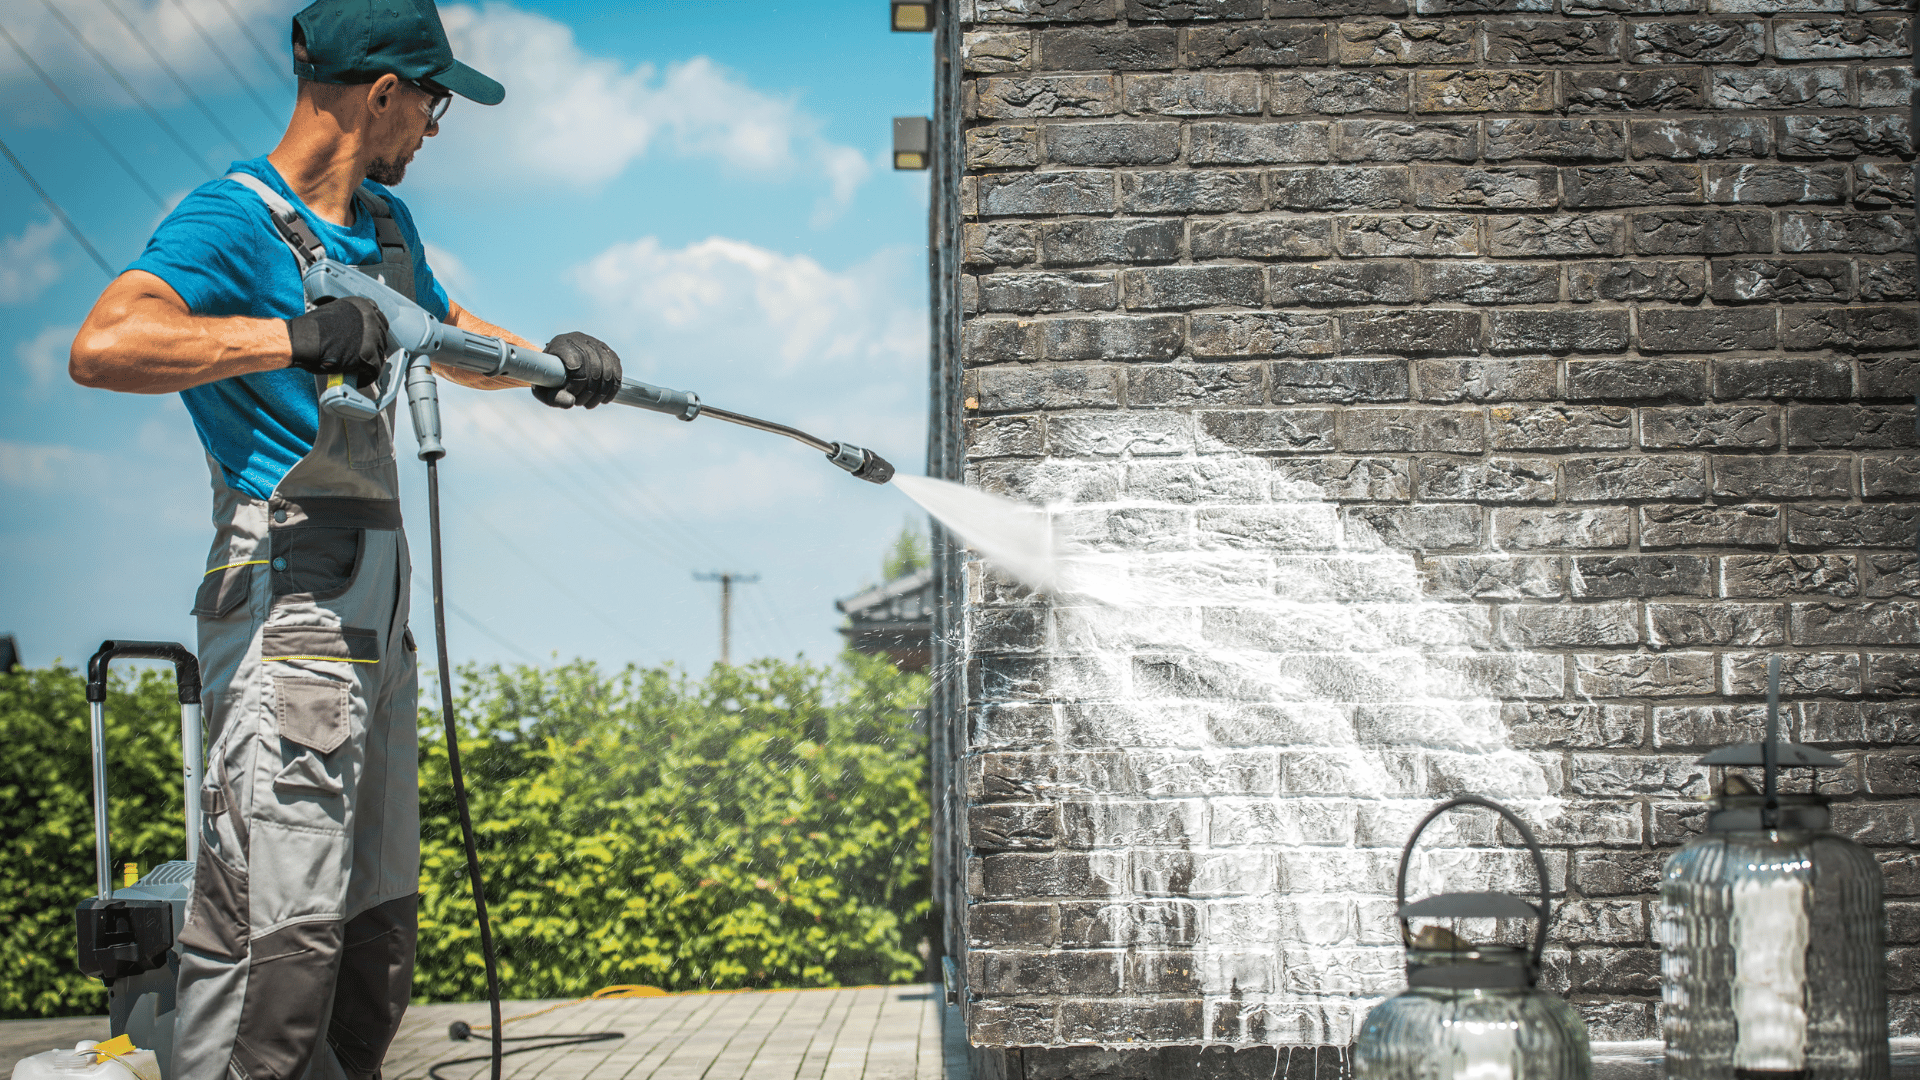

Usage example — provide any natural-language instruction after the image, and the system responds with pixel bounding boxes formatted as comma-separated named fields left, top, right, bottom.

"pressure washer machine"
left=72, top=640, right=204, bottom=1080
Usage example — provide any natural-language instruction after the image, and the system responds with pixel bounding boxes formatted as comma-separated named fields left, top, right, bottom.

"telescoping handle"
left=1394, top=794, right=1553, bottom=966
left=85, top=641, right=203, bottom=899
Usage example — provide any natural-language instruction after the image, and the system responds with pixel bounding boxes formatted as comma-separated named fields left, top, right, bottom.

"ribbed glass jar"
left=1661, top=795, right=1888, bottom=1080
left=1353, top=947, right=1592, bottom=1080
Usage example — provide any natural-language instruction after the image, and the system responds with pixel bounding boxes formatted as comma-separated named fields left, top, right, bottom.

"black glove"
left=534, top=332, right=622, bottom=409
left=286, top=296, right=391, bottom=381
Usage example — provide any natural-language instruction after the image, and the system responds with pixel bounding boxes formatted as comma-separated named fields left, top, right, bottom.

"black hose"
left=426, top=457, right=504, bottom=1080
left=428, top=1033, right=622, bottom=1080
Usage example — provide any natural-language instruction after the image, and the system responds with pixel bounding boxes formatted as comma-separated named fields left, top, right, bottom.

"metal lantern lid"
left=1696, top=656, right=1842, bottom=833
left=1395, top=795, right=1552, bottom=991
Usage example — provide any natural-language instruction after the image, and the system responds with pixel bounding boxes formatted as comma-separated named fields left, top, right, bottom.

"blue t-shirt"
left=129, top=157, right=450, bottom=499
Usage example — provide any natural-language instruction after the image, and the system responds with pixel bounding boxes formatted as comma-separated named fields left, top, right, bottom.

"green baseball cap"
left=293, top=0, right=504, bottom=106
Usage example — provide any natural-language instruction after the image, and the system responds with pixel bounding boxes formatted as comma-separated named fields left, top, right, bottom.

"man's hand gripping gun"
left=301, top=258, right=894, bottom=483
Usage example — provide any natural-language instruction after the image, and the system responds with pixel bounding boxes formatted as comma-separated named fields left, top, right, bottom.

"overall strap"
left=352, top=184, right=417, bottom=302
left=224, top=172, right=326, bottom=271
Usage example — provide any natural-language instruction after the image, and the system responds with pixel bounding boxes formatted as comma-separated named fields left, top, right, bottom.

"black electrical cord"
left=428, top=1032, right=622, bottom=1080
left=425, top=457, right=505, bottom=1080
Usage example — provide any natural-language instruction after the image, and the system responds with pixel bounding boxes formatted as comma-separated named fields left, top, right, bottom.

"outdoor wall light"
left=890, top=0, right=932, bottom=31
left=893, top=116, right=930, bottom=170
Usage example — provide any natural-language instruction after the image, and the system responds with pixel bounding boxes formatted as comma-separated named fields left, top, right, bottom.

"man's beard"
left=366, top=152, right=411, bottom=185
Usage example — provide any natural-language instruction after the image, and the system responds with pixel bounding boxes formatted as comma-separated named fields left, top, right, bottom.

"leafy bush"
left=1, top=653, right=930, bottom=1017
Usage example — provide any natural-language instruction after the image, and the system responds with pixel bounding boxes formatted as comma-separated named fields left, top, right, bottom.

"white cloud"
left=0, top=438, right=103, bottom=491
left=430, top=3, right=867, bottom=208
left=0, top=218, right=63, bottom=304
left=14, top=323, right=77, bottom=387
left=424, top=242, right=475, bottom=299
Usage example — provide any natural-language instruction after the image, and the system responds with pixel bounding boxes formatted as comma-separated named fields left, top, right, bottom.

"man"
left=68, top=1, right=619, bottom=1076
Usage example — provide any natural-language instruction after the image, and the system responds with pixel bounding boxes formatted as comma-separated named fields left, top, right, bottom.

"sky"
left=0, top=0, right=935, bottom=674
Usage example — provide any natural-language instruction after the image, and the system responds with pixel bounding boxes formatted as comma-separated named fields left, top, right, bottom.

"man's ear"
left=367, top=73, right=402, bottom=116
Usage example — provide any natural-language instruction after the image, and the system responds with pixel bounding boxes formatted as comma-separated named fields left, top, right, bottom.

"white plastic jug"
left=10, top=1041, right=158, bottom=1080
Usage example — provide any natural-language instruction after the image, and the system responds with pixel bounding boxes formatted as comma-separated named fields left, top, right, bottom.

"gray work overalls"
left=175, top=173, right=421, bottom=1080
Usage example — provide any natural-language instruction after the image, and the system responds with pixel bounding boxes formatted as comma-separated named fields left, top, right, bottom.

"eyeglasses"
left=407, top=80, right=451, bottom=123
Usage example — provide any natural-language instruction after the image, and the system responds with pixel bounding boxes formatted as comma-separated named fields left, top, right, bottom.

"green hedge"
left=1, top=653, right=930, bottom=1018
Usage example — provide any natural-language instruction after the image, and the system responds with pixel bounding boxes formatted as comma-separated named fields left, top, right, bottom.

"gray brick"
left=1860, top=357, right=1920, bottom=399
left=1567, top=259, right=1706, bottom=301
left=1337, top=19, right=1479, bottom=64
left=1575, top=654, right=1718, bottom=697
left=1565, top=0, right=1699, bottom=12
left=1573, top=554, right=1713, bottom=597
left=1485, top=118, right=1628, bottom=163
left=1132, top=363, right=1265, bottom=406
left=967, top=317, right=1045, bottom=361
left=1040, top=219, right=1183, bottom=266
left=972, top=950, right=1124, bottom=995
left=1187, top=24, right=1333, bottom=67
left=1631, top=210, right=1772, bottom=255
left=1270, top=360, right=1411, bottom=403
left=1779, top=213, right=1914, bottom=255
left=1490, top=214, right=1628, bottom=256
left=1063, top=801, right=1206, bottom=847
left=1781, top=115, right=1912, bottom=159
left=1492, top=404, right=1634, bottom=449
left=1045, top=122, right=1181, bottom=166
left=1858, top=64, right=1920, bottom=109
left=1573, top=850, right=1665, bottom=897
left=1427, top=556, right=1566, bottom=598
left=972, top=806, right=1060, bottom=851
left=1855, top=163, right=1917, bottom=210
left=1630, top=19, right=1765, bottom=62
left=1642, top=503, right=1781, bottom=547
left=1047, top=412, right=1193, bottom=456
left=1859, top=260, right=1919, bottom=302
left=1562, top=165, right=1703, bottom=208
left=1772, top=17, right=1911, bottom=59
left=1188, top=312, right=1338, bottom=356
left=969, top=125, right=1042, bottom=168
left=1629, top=116, right=1772, bottom=160
left=1725, top=650, right=1862, bottom=694
left=981, top=270, right=1119, bottom=313
left=1335, top=120, right=1479, bottom=163
left=1563, top=455, right=1709, bottom=500
left=1722, top=554, right=1859, bottom=597
left=1272, top=0, right=1407, bottom=13
left=1190, top=122, right=1333, bottom=165
left=1342, top=308, right=1484, bottom=355
left=969, top=416, right=1046, bottom=459
left=1123, top=72, right=1262, bottom=116
left=1193, top=506, right=1340, bottom=553
left=1863, top=456, right=1920, bottom=497
left=1119, top=170, right=1263, bottom=213
left=1415, top=166, right=1559, bottom=209
left=1126, top=0, right=1261, bottom=18
left=982, top=172, right=1115, bottom=216
left=1706, top=164, right=1846, bottom=205
left=1417, top=456, right=1557, bottom=501
left=1566, top=69, right=1705, bottom=112
left=972, top=76, right=1119, bottom=119
left=1268, top=457, right=1413, bottom=500
left=975, top=0, right=1118, bottom=21
left=1421, top=262, right=1560, bottom=304
left=1642, top=405, right=1779, bottom=448
left=1270, top=167, right=1411, bottom=211
left=964, top=31, right=1034, bottom=73
left=967, top=999, right=1055, bottom=1044
left=1490, top=308, right=1632, bottom=354
left=1568, top=359, right=1710, bottom=401
left=972, top=364, right=1123, bottom=411
left=977, top=852, right=1125, bottom=898
left=1037, top=27, right=1179, bottom=70
left=1417, top=358, right=1560, bottom=402
left=1639, top=308, right=1777, bottom=352
left=1191, top=216, right=1335, bottom=261
left=1338, top=213, right=1481, bottom=257
left=1268, top=261, right=1416, bottom=306
left=1651, top=604, right=1786, bottom=647
left=1711, top=454, right=1850, bottom=498
left=1419, top=0, right=1552, bottom=11
left=1042, top=315, right=1187, bottom=360
left=1199, top=409, right=1339, bottom=452
left=1122, top=265, right=1262, bottom=310
left=1493, top=507, right=1632, bottom=548
left=1783, top=306, right=1920, bottom=352
left=1338, top=406, right=1488, bottom=450
left=965, top=222, right=1039, bottom=268
left=1792, top=600, right=1920, bottom=645
left=1486, top=18, right=1624, bottom=62
left=1415, top=69, right=1556, bottom=113
left=1868, top=654, right=1920, bottom=696
left=1707, top=67, right=1848, bottom=109
left=1787, top=404, right=1919, bottom=448
left=1059, top=898, right=1199, bottom=946
left=1268, top=71, right=1408, bottom=115
left=1787, top=504, right=1920, bottom=546
left=1342, top=504, right=1485, bottom=549
left=1504, top=601, right=1641, bottom=647
left=1709, top=258, right=1849, bottom=302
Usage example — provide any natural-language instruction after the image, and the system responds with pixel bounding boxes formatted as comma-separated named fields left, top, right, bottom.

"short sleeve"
left=126, top=188, right=306, bottom=321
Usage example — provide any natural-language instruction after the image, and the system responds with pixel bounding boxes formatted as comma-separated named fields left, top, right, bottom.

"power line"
left=164, top=0, right=280, bottom=126
left=88, top=0, right=250, bottom=158
left=0, top=135, right=115, bottom=278
left=445, top=599, right=542, bottom=666
left=459, top=507, right=644, bottom=642
left=39, top=0, right=210, bottom=175
left=209, top=0, right=286, bottom=87
left=0, top=20, right=167, bottom=209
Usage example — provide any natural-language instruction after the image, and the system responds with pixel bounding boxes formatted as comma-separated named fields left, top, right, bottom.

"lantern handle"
left=1394, top=794, right=1552, bottom=967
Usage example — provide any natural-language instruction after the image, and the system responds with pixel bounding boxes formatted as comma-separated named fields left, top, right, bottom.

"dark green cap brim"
left=429, top=59, right=504, bottom=106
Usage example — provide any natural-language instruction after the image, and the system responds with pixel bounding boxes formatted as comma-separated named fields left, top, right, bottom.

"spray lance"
left=301, top=256, right=893, bottom=1080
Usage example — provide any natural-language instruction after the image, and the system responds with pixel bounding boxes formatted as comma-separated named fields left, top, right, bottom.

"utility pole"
left=692, top=571, right=759, bottom=665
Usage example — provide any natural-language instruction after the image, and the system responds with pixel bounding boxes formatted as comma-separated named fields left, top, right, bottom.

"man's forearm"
left=436, top=300, right=534, bottom=390
left=71, top=271, right=293, bottom=394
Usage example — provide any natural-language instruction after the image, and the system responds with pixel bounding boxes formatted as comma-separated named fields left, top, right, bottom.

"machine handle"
left=85, top=640, right=204, bottom=897
left=87, top=640, right=200, bottom=705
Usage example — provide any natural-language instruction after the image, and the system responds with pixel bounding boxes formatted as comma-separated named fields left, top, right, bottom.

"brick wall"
left=931, top=0, right=1920, bottom=1071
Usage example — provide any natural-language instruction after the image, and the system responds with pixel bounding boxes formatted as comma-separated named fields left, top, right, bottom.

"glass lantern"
left=1353, top=795, right=1591, bottom=1080
left=1661, top=657, right=1889, bottom=1080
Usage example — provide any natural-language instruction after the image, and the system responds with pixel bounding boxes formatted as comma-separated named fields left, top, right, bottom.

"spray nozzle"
left=828, top=443, right=895, bottom=485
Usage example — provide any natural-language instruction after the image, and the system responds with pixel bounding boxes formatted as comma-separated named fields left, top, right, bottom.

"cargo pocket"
left=191, top=559, right=259, bottom=618
left=346, top=405, right=397, bottom=470
left=272, top=677, right=350, bottom=796
left=269, top=528, right=363, bottom=600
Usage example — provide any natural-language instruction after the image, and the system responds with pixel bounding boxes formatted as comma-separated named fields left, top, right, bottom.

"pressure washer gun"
left=300, top=258, right=894, bottom=483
